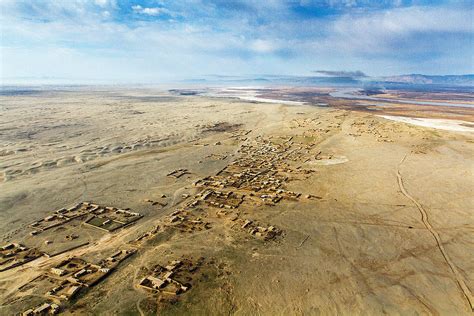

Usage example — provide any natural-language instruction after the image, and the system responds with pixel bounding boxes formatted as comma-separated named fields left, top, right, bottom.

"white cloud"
left=94, top=0, right=117, bottom=8
left=334, top=6, right=472, bottom=36
left=95, top=0, right=108, bottom=7
left=131, top=5, right=172, bottom=16
left=250, top=39, right=279, bottom=53
left=290, top=5, right=474, bottom=57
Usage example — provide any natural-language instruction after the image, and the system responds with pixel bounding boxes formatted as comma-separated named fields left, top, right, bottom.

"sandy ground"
left=0, top=87, right=473, bottom=315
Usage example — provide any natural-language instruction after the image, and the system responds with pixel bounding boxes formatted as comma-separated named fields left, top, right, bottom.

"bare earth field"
left=0, top=87, right=473, bottom=315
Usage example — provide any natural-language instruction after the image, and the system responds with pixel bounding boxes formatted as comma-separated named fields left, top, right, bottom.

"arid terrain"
left=0, top=87, right=473, bottom=315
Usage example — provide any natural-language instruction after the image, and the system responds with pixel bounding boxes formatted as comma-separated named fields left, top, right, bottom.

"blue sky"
left=1, top=0, right=473, bottom=83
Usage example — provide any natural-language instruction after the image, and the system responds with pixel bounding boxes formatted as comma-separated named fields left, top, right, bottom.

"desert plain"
left=0, top=86, right=473, bottom=315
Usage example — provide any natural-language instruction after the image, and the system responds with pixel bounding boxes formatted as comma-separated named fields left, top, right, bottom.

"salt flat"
left=379, top=115, right=474, bottom=132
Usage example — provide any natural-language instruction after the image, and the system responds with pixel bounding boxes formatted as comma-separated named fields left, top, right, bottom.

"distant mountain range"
left=187, top=74, right=474, bottom=87
left=382, top=74, right=474, bottom=85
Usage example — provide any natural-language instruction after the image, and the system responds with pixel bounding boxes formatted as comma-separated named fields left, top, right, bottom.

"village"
left=2, top=128, right=327, bottom=315
left=20, top=249, right=136, bottom=315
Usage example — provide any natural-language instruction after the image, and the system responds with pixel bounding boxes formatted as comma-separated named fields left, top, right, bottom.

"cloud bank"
left=314, top=70, right=367, bottom=77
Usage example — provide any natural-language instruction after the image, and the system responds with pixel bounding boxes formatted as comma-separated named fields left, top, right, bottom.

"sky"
left=0, top=0, right=473, bottom=84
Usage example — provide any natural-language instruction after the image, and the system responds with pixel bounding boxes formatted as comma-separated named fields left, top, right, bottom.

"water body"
left=203, top=88, right=305, bottom=105
left=330, top=88, right=474, bottom=108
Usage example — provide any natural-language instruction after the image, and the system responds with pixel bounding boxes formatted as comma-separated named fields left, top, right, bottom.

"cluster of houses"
left=138, top=259, right=193, bottom=296
left=30, top=202, right=143, bottom=235
left=21, top=249, right=136, bottom=315
left=0, top=243, right=43, bottom=272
